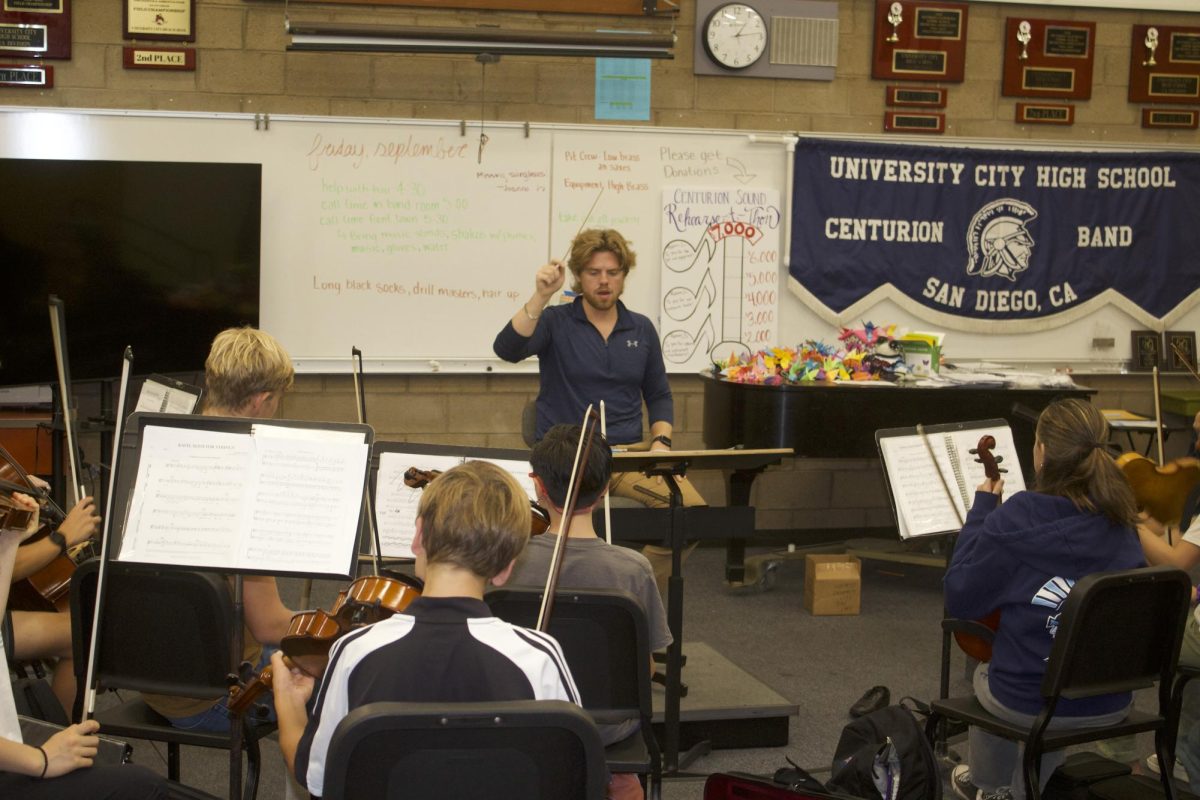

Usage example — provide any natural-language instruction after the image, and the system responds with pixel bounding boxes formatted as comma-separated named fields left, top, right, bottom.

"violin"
left=1116, top=365, right=1200, bottom=528
left=0, top=445, right=98, bottom=613
left=0, top=491, right=36, bottom=533
left=227, top=574, right=421, bottom=716
left=403, top=467, right=551, bottom=537
left=0, top=449, right=52, bottom=533
left=1116, top=452, right=1200, bottom=527
left=953, top=434, right=1005, bottom=663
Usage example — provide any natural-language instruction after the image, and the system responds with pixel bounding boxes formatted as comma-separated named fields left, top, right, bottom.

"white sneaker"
left=1146, top=753, right=1189, bottom=782
left=950, top=764, right=1013, bottom=800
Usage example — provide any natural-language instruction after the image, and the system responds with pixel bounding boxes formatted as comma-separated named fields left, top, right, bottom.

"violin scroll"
left=969, top=435, right=1006, bottom=482
left=403, top=468, right=442, bottom=490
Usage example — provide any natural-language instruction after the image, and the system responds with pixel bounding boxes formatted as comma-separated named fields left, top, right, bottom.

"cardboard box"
left=804, top=554, right=861, bottom=616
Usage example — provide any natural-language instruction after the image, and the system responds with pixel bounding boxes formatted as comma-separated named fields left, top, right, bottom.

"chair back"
left=85, top=562, right=239, bottom=698
left=486, top=588, right=649, bottom=722
left=1042, top=566, right=1190, bottom=702
left=322, top=700, right=608, bottom=800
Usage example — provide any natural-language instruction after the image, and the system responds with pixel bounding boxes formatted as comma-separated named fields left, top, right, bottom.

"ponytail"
left=1033, top=399, right=1138, bottom=528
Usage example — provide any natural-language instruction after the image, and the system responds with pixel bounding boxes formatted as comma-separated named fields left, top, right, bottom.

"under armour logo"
left=626, top=340, right=639, bottom=348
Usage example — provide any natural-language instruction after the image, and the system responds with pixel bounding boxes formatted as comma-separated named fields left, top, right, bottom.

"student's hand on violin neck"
left=976, top=477, right=1004, bottom=497
left=1137, top=511, right=1168, bottom=537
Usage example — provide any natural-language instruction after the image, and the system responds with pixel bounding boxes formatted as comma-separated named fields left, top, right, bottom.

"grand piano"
left=700, top=371, right=1094, bottom=582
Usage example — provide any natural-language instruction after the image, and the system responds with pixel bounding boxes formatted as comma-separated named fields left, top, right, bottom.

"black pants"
left=0, top=763, right=170, bottom=799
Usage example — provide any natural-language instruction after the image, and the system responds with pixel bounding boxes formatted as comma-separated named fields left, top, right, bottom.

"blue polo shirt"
left=493, top=297, right=673, bottom=444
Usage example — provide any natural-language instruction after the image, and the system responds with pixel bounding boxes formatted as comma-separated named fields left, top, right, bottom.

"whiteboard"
left=7, top=106, right=1189, bottom=371
left=0, top=107, right=789, bottom=374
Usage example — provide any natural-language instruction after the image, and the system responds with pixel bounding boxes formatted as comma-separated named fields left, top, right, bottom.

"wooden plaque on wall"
left=886, top=85, right=947, bottom=107
left=1016, top=102, right=1074, bottom=125
left=872, top=0, right=968, bottom=83
left=1142, top=108, right=1198, bottom=129
left=884, top=110, right=945, bottom=133
left=1002, top=17, right=1095, bottom=100
left=1129, top=24, right=1200, bottom=105
left=0, top=0, right=68, bottom=59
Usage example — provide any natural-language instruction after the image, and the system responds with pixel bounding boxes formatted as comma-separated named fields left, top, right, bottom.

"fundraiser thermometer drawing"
left=659, top=220, right=768, bottom=366
left=658, top=187, right=781, bottom=371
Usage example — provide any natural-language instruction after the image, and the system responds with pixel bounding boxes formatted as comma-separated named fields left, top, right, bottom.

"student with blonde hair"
left=945, top=399, right=1145, bottom=800
left=141, top=326, right=297, bottom=732
left=200, top=326, right=294, bottom=418
left=271, top=461, right=581, bottom=797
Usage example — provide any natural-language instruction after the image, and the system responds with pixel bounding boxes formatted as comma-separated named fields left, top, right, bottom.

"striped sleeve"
left=471, top=619, right=582, bottom=705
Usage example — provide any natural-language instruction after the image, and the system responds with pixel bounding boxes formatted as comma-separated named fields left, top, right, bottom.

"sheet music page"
left=250, top=425, right=366, bottom=444
left=238, top=433, right=368, bottom=574
left=118, top=426, right=252, bottom=567
left=375, top=453, right=464, bottom=559
left=373, top=453, right=537, bottom=559
left=134, top=378, right=201, bottom=415
left=878, top=436, right=963, bottom=539
left=486, top=457, right=539, bottom=504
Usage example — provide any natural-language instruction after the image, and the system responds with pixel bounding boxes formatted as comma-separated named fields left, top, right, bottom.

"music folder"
left=876, top=418, right=1025, bottom=539
left=113, top=412, right=373, bottom=579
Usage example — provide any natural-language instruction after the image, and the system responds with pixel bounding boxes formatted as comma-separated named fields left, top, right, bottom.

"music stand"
left=609, top=448, right=790, bottom=773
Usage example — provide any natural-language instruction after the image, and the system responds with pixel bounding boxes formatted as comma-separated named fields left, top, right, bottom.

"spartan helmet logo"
left=966, top=199, right=1038, bottom=282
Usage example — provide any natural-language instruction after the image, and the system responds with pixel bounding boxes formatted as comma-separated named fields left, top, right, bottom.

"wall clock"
left=703, top=3, right=768, bottom=70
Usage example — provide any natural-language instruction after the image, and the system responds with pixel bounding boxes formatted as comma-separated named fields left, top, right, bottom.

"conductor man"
left=493, top=228, right=703, bottom=595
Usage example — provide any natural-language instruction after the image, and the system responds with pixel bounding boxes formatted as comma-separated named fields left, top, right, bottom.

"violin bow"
left=559, top=187, right=604, bottom=264
left=351, top=346, right=383, bottom=579
left=537, top=405, right=600, bottom=631
left=48, top=296, right=85, bottom=507
left=1172, top=340, right=1200, bottom=385
left=599, top=401, right=612, bottom=545
left=1153, top=366, right=1165, bottom=467
left=84, top=347, right=133, bottom=717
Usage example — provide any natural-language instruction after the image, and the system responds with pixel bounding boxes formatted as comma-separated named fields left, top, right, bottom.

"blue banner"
left=789, top=138, right=1200, bottom=331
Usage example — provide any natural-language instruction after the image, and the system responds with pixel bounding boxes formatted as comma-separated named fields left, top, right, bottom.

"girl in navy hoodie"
left=945, top=399, right=1145, bottom=800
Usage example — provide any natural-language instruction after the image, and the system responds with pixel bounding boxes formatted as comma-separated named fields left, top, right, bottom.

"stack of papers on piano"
left=907, top=363, right=1076, bottom=389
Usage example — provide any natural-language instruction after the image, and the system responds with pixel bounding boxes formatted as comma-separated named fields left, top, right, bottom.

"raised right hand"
left=534, top=260, right=566, bottom=299
left=42, top=719, right=101, bottom=777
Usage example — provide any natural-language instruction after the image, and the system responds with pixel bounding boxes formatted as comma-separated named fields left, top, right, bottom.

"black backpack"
left=825, top=705, right=942, bottom=800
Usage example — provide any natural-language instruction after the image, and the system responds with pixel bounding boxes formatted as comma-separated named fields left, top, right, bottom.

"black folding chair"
left=487, top=586, right=663, bottom=799
left=70, top=559, right=275, bottom=800
left=321, top=700, right=608, bottom=800
left=925, top=566, right=1192, bottom=800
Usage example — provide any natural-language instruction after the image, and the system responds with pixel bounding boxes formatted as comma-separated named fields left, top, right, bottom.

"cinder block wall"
left=13, top=1, right=1197, bottom=536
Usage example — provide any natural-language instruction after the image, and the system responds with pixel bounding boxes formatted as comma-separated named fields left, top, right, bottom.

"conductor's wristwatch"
left=651, top=434, right=672, bottom=448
